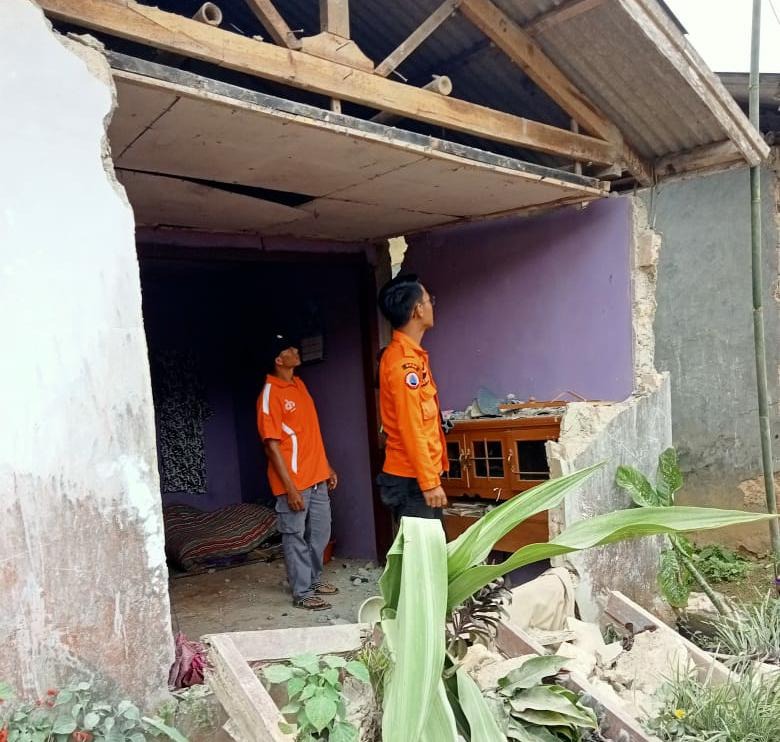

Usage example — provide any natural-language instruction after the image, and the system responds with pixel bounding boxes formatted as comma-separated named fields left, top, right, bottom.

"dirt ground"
left=169, top=556, right=383, bottom=640
left=715, top=554, right=778, bottom=603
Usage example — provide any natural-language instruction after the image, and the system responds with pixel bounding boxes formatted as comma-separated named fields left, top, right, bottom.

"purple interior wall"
left=405, top=198, right=633, bottom=410
left=140, top=256, right=377, bottom=559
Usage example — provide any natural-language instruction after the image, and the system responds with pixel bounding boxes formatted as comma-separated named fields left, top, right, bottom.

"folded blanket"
left=164, top=503, right=278, bottom=571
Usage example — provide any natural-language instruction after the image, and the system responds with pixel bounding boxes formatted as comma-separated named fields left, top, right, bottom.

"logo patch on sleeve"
left=405, top=371, right=421, bottom=389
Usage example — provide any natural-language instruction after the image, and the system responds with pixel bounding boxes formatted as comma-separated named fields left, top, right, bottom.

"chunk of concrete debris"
left=555, top=641, right=597, bottom=677
left=560, top=617, right=623, bottom=669
left=460, top=643, right=502, bottom=677
left=602, top=629, right=694, bottom=719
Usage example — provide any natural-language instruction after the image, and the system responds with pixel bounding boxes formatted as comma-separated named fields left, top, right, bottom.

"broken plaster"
left=1, top=0, right=172, bottom=707
left=630, top=196, right=663, bottom=392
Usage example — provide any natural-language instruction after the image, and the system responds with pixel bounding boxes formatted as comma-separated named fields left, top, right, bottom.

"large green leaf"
left=657, top=448, right=683, bottom=504
left=614, top=465, right=659, bottom=507
left=456, top=669, right=504, bottom=742
left=447, top=506, right=777, bottom=609
left=446, top=464, right=603, bottom=580
left=658, top=547, right=692, bottom=607
left=497, top=656, right=568, bottom=694
left=380, top=518, right=456, bottom=742
left=509, top=686, right=596, bottom=728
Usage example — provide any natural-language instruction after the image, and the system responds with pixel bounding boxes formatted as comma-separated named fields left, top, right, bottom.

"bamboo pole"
left=748, top=0, right=780, bottom=584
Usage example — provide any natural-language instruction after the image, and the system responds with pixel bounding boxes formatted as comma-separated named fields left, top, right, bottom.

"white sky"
left=664, top=0, right=780, bottom=72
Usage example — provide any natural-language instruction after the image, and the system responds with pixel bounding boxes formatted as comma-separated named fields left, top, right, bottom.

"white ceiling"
left=110, top=69, right=606, bottom=242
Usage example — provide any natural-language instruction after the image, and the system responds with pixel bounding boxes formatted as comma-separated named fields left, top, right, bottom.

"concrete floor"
left=168, top=556, right=383, bottom=639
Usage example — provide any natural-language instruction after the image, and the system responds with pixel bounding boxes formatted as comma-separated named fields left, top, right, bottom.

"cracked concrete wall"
left=645, top=157, right=780, bottom=555
left=546, top=197, right=671, bottom=620
left=548, top=376, right=672, bottom=621
left=0, top=0, right=172, bottom=706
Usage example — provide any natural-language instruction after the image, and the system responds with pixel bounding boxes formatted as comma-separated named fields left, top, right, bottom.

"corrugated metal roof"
left=126, top=0, right=767, bottom=169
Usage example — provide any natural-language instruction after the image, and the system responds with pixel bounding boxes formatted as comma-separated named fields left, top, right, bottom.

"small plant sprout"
left=261, top=653, right=370, bottom=741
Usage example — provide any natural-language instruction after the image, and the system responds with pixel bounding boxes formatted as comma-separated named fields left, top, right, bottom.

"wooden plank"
left=459, top=0, right=653, bottom=184
left=319, top=0, right=349, bottom=38
left=497, top=622, right=654, bottom=742
left=375, top=0, right=461, bottom=77
left=443, top=512, right=549, bottom=549
left=39, top=0, right=618, bottom=165
left=243, top=0, right=301, bottom=50
left=206, top=634, right=294, bottom=742
left=563, top=671, right=653, bottom=742
left=526, top=0, right=608, bottom=36
left=605, top=591, right=731, bottom=684
left=654, top=140, right=744, bottom=180
left=497, top=619, right=548, bottom=656
left=223, top=625, right=367, bottom=662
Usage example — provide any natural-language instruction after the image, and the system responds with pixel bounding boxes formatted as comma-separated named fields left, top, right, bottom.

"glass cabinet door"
left=507, top=438, right=551, bottom=489
left=467, top=436, right=510, bottom=499
left=442, top=436, right=469, bottom=488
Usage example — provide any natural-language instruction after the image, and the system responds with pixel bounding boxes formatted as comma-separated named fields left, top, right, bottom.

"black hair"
left=377, top=273, right=424, bottom=329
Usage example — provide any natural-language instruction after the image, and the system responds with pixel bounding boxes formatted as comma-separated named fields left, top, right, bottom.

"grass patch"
left=706, top=592, right=780, bottom=665
left=647, top=668, right=780, bottom=742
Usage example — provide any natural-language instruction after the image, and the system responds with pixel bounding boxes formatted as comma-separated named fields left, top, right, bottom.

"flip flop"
left=294, top=595, right=331, bottom=611
left=312, top=581, right=340, bottom=595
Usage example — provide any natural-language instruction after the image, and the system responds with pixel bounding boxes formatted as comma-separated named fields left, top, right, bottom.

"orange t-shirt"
left=379, top=330, right=448, bottom=491
left=256, top=375, right=330, bottom=496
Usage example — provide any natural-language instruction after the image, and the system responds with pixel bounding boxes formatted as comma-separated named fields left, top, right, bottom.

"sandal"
left=295, top=595, right=331, bottom=611
left=312, top=581, right=340, bottom=595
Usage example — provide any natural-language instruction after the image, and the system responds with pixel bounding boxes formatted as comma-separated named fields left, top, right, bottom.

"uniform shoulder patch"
left=405, top=371, right=421, bottom=389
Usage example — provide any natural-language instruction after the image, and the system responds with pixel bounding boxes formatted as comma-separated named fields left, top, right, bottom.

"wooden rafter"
left=319, top=0, right=349, bottom=38
left=39, top=0, right=618, bottom=166
left=243, top=0, right=301, bottom=50
left=375, top=0, right=461, bottom=78
left=459, top=0, right=653, bottom=184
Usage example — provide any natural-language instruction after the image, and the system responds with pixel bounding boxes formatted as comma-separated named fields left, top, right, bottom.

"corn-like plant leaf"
left=447, top=506, right=777, bottom=610
left=614, top=466, right=659, bottom=507
left=447, top=464, right=603, bottom=580
left=380, top=518, right=456, bottom=742
left=456, top=668, right=504, bottom=742
left=420, top=679, right=459, bottom=741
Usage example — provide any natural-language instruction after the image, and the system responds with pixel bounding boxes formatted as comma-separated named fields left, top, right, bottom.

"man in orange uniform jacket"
left=257, top=334, right=339, bottom=611
left=377, top=274, right=448, bottom=521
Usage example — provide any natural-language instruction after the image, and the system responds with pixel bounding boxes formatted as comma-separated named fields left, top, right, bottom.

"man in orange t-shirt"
left=257, top=334, right=338, bottom=611
left=377, top=274, right=448, bottom=522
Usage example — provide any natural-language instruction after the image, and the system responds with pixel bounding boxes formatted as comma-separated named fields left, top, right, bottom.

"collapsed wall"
left=0, top=1, right=172, bottom=706
left=547, top=197, right=672, bottom=621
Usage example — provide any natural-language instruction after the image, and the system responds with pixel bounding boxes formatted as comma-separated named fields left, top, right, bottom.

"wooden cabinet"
left=442, top=416, right=561, bottom=552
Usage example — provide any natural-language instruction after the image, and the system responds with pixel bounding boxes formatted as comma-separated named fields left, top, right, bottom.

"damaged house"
left=0, top=0, right=772, bottom=707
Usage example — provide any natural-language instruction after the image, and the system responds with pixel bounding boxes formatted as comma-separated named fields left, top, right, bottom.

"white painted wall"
left=0, top=0, right=172, bottom=705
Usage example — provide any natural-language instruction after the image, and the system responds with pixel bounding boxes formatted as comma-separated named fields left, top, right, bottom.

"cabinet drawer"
left=442, top=511, right=549, bottom=552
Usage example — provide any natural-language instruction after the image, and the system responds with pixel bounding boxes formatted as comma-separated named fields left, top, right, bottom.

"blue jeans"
left=275, top=481, right=332, bottom=600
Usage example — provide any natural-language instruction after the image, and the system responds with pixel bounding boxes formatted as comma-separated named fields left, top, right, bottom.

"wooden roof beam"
left=376, top=0, right=461, bottom=78
left=243, top=0, right=301, bottom=50
left=320, top=0, right=350, bottom=39
left=39, top=0, right=618, bottom=166
left=459, top=0, right=653, bottom=184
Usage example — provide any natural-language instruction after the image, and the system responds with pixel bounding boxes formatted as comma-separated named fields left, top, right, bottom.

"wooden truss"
left=40, top=0, right=656, bottom=182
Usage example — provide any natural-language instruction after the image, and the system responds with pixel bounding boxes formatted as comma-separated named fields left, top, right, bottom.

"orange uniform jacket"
left=257, top=375, right=330, bottom=496
left=379, top=330, right=448, bottom=490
